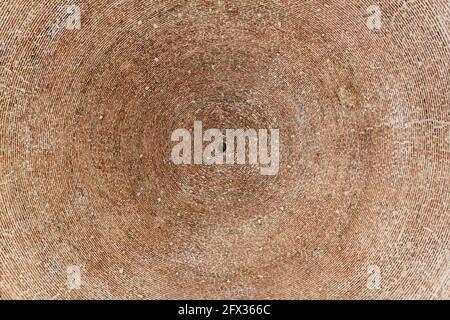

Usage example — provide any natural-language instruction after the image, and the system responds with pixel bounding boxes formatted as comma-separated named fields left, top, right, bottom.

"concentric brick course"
left=0, top=0, right=449, bottom=299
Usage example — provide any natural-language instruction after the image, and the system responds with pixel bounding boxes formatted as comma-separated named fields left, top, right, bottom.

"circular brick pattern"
left=0, top=1, right=449, bottom=299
